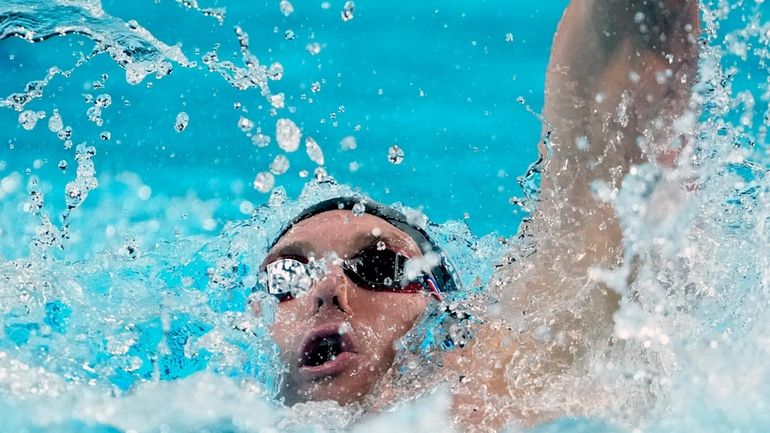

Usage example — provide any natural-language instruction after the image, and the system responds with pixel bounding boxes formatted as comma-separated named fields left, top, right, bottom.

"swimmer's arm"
left=541, top=0, right=700, bottom=199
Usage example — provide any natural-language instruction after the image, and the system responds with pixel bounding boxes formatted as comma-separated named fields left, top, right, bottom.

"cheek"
left=364, top=295, right=430, bottom=334
left=269, top=304, right=303, bottom=349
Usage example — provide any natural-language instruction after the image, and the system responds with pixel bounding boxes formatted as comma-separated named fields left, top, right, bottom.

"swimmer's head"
left=256, top=197, right=458, bottom=406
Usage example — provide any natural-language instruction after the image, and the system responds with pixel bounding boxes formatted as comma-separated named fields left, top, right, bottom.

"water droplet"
left=175, top=112, right=189, bottom=132
left=341, top=1, right=355, bottom=21
left=48, top=110, right=63, bottom=133
left=238, top=116, right=255, bottom=132
left=86, top=106, right=103, bottom=126
left=58, top=126, right=72, bottom=141
left=269, top=154, right=290, bottom=175
left=387, top=145, right=404, bottom=165
left=313, top=166, right=329, bottom=181
left=275, top=118, right=301, bottom=152
left=311, top=81, right=321, bottom=93
left=268, top=62, right=284, bottom=80
left=18, top=110, right=45, bottom=131
left=305, top=137, right=325, bottom=165
left=575, top=136, right=589, bottom=151
left=340, top=136, right=357, bottom=151
left=306, top=42, right=322, bottom=55
left=252, top=133, right=271, bottom=148
left=269, top=186, right=287, bottom=207
left=95, top=94, right=112, bottom=108
left=253, top=171, right=275, bottom=193
left=279, top=0, right=294, bottom=16
left=352, top=202, right=365, bottom=216
left=270, top=93, right=285, bottom=109
left=65, top=181, right=86, bottom=209
left=377, top=240, right=386, bottom=251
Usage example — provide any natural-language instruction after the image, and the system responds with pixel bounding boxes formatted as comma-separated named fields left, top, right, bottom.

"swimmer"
left=255, top=0, right=701, bottom=430
left=259, top=198, right=462, bottom=406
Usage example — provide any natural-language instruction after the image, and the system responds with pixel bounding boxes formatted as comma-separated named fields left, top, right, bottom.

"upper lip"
left=298, top=322, right=357, bottom=367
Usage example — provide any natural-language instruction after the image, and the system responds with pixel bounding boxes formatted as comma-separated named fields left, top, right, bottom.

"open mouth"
left=302, top=333, right=346, bottom=366
left=298, top=327, right=357, bottom=377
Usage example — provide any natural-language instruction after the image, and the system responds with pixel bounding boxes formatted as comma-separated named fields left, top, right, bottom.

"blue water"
left=3, top=1, right=770, bottom=432
left=0, top=0, right=567, bottom=237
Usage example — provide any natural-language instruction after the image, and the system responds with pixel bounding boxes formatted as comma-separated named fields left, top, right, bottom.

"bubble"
left=252, top=133, right=271, bottom=148
left=387, top=145, right=404, bottom=165
left=306, top=42, right=322, bottom=55
left=253, top=172, right=275, bottom=193
left=377, top=240, right=386, bottom=251
left=275, top=118, right=301, bottom=152
left=100, top=131, right=111, bottom=141
left=284, top=29, right=295, bottom=40
left=310, top=81, right=321, bottom=93
left=298, top=169, right=309, bottom=178
left=18, top=110, right=45, bottom=131
left=341, top=0, right=354, bottom=21
left=238, top=116, right=254, bottom=132
left=305, top=137, right=325, bottom=165
left=57, top=160, right=68, bottom=171
left=505, top=32, right=514, bottom=42
left=269, top=154, right=290, bottom=175
left=48, top=110, right=63, bottom=133
left=279, top=0, right=294, bottom=16
left=348, top=161, right=359, bottom=172
left=340, top=136, right=357, bottom=151
left=174, top=112, right=189, bottom=132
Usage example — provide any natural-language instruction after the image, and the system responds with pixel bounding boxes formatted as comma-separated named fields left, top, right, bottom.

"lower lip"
left=298, top=351, right=358, bottom=379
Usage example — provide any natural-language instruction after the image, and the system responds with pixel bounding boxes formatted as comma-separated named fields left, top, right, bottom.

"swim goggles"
left=260, top=245, right=442, bottom=302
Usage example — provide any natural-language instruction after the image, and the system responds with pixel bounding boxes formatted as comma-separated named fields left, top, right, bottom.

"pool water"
left=1, top=0, right=770, bottom=432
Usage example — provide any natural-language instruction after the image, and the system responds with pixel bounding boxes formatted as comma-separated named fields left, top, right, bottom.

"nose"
left=310, top=263, right=352, bottom=314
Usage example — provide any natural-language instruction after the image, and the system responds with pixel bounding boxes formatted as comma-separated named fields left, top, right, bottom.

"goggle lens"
left=262, top=246, right=436, bottom=301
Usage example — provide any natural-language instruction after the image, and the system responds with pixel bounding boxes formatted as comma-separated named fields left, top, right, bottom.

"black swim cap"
left=270, top=197, right=460, bottom=293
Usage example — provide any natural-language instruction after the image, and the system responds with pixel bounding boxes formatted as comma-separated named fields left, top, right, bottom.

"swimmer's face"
left=260, top=210, right=431, bottom=406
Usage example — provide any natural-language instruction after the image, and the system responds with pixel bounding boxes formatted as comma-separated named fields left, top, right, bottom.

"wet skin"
left=259, top=210, right=431, bottom=406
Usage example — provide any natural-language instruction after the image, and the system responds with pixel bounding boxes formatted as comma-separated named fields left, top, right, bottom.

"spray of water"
left=0, top=0, right=769, bottom=432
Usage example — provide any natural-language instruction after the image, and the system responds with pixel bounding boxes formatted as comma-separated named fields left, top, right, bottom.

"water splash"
left=0, top=0, right=193, bottom=87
